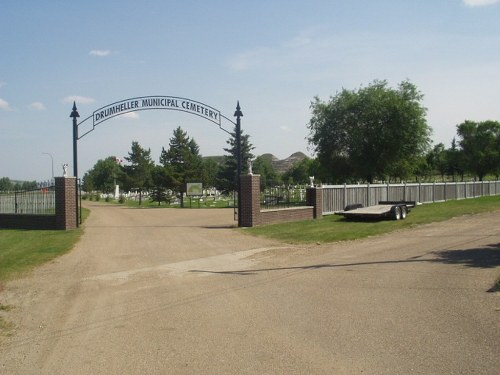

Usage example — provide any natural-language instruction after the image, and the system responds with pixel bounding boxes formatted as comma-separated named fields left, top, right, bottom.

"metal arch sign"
left=77, top=96, right=226, bottom=139
left=70, top=97, right=243, bottom=226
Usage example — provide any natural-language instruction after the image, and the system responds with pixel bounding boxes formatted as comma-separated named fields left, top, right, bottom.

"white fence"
left=0, top=187, right=56, bottom=214
left=322, top=181, right=500, bottom=215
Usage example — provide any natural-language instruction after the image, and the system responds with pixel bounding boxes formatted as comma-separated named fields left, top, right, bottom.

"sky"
left=1, top=0, right=499, bottom=182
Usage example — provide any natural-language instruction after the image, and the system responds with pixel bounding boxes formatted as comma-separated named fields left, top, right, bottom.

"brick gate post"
left=306, top=187, right=323, bottom=219
left=239, top=174, right=261, bottom=227
left=55, top=177, right=78, bottom=230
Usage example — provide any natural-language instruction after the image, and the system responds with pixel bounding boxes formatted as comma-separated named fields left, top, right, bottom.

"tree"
left=82, top=156, right=123, bottom=193
left=445, top=138, right=466, bottom=181
left=456, top=120, right=500, bottom=180
left=159, top=127, right=203, bottom=206
left=308, top=80, right=431, bottom=183
left=200, top=157, right=220, bottom=188
left=149, top=186, right=172, bottom=206
left=216, top=125, right=254, bottom=194
left=0, top=177, right=14, bottom=191
left=282, top=158, right=315, bottom=185
left=426, top=143, right=448, bottom=180
left=252, top=155, right=279, bottom=189
left=123, top=141, right=155, bottom=204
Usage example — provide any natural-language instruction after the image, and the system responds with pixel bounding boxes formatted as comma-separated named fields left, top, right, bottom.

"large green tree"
left=308, top=80, right=431, bottom=183
left=456, top=120, right=500, bottom=180
left=82, top=156, right=123, bottom=193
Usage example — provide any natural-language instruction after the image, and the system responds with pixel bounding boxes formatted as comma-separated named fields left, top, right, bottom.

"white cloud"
left=121, top=112, right=139, bottom=119
left=463, top=0, right=499, bottom=6
left=89, top=49, right=111, bottom=57
left=29, top=102, right=46, bottom=111
left=0, top=98, right=12, bottom=111
left=62, top=95, right=95, bottom=104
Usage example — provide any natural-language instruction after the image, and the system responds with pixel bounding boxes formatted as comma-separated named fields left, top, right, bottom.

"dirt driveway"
left=1, top=203, right=499, bottom=374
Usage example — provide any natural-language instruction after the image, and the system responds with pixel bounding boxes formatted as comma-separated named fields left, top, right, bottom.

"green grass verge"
left=244, top=195, right=500, bottom=244
left=0, top=208, right=89, bottom=283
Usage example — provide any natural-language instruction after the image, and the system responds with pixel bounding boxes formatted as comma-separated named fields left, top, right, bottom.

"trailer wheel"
left=400, top=205, right=407, bottom=220
left=391, top=206, right=401, bottom=220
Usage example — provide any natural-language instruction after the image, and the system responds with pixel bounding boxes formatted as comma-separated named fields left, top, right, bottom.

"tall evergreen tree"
left=160, top=126, right=203, bottom=206
left=216, top=125, right=254, bottom=194
left=123, top=141, right=155, bottom=204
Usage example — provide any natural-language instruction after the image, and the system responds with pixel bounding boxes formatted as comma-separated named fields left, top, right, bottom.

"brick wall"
left=239, top=174, right=322, bottom=227
left=260, top=207, right=315, bottom=226
left=0, top=214, right=57, bottom=230
left=0, top=177, right=78, bottom=230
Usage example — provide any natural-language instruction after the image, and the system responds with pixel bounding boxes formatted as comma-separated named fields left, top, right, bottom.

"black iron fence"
left=0, top=186, right=56, bottom=214
left=261, top=185, right=308, bottom=209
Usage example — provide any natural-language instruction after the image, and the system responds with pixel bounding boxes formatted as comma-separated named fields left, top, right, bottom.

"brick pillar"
left=240, top=174, right=261, bottom=227
left=306, top=187, right=323, bottom=219
left=55, top=177, right=78, bottom=230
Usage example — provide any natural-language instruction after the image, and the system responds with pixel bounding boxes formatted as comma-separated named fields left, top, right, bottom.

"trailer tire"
left=391, top=206, right=401, bottom=220
left=400, top=205, right=407, bottom=220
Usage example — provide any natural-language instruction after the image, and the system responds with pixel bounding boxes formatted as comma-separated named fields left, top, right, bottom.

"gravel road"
left=1, top=202, right=499, bottom=374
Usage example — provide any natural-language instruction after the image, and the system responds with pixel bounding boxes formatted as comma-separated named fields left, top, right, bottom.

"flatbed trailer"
left=337, top=201, right=417, bottom=221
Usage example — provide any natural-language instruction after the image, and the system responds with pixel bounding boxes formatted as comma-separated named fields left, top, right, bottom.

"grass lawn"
left=0, top=208, right=89, bottom=283
left=244, top=195, right=500, bottom=244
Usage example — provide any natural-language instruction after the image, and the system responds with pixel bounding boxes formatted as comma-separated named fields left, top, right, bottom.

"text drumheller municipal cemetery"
left=93, top=96, right=221, bottom=126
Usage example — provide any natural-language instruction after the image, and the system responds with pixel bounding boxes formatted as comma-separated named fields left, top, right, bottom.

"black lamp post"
left=234, top=101, right=243, bottom=226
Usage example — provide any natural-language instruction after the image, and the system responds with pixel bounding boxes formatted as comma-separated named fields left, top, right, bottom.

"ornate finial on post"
left=70, top=101, right=80, bottom=119
left=234, top=100, right=243, bottom=118
left=248, top=159, right=253, bottom=175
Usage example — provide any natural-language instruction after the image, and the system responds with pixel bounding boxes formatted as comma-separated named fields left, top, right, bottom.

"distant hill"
left=203, top=152, right=308, bottom=174
left=269, top=152, right=308, bottom=174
